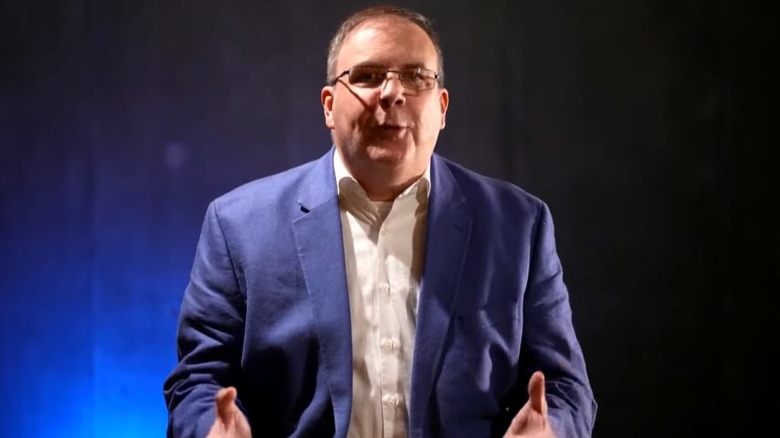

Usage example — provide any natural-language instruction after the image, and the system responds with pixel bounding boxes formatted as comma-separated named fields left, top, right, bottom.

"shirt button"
left=381, top=338, right=397, bottom=351
left=381, top=226, right=388, bottom=236
left=382, top=393, right=399, bottom=407
left=379, top=282, right=390, bottom=293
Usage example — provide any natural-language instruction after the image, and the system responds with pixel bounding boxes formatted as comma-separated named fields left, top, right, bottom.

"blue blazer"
left=164, top=149, right=596, bottom=437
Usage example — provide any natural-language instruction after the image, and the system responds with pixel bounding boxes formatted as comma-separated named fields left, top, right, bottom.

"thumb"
left=215, top=387, right=238, bottom=425
left=528, top=371, right=547, bottom=417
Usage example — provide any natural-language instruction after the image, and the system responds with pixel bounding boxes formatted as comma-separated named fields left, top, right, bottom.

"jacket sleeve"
left=520, top=202, right=597, bottom=437
left=163, top=201, right=248, bottom=438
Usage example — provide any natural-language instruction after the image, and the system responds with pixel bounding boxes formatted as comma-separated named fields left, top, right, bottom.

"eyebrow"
left=351, top=61, right=430, bottom=70
left=400, top=62, right=428, bottom=70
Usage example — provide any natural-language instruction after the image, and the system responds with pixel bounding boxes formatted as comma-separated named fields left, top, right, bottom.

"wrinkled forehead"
left=336, top=17, right=438, bottom=72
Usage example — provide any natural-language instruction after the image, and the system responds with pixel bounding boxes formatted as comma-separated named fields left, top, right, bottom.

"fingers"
left=528, top=371, right=547, bottom=417
left=506, top=401, right=530, bottom=436
left=215, top=386, right=238, bottom=425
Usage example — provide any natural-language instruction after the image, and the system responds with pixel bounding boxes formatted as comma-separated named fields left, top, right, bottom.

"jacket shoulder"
left=438, top=156, right=547, bottom=219
left=207, top=159, right=319, bottom=225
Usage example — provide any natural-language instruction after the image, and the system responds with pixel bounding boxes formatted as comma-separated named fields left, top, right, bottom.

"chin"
left=363, top=142, right=411, bottom=166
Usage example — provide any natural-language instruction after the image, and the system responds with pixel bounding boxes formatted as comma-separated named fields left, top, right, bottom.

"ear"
left=439, top=87, right=449, bottom=129
left=322, top=86, right=336, bottom=129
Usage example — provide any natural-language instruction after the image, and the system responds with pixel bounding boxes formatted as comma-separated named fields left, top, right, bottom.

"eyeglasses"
left=330, top=66, right=440, bottom=91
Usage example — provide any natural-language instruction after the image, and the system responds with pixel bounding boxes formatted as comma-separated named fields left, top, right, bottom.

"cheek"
left=419, top=104, right=444, bottom=131
left=335, top=100, right=369, bottom=127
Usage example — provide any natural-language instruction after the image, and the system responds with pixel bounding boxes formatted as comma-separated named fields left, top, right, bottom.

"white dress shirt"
left=335, top=150, right=430, bottom=438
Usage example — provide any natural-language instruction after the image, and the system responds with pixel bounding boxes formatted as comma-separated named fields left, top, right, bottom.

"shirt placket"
left=377, top=213, right=403, bottom=437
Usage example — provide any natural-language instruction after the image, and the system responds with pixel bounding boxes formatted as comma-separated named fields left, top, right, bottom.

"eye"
left=399, top=69, right=432, bottom=90
left=399, top=69, right=422, bottom=82
left=349, top=68, right=385, bottom=86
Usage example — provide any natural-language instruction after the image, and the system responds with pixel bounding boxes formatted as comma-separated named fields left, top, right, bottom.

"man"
left=164, top=5, right=596, bottom=438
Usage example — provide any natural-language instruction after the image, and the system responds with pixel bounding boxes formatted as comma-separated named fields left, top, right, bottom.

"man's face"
left=322, top=17, right=449, bottom=184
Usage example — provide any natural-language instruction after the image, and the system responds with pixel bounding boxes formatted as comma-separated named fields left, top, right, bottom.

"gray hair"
left=325, top=5, right=445, bottom=86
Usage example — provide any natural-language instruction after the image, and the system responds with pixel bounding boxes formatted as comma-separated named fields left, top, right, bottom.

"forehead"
left=337, top=18, right=438, bottom=70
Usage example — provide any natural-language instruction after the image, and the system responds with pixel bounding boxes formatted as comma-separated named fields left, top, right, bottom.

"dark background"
left=0, top=0, right=775, bottom=437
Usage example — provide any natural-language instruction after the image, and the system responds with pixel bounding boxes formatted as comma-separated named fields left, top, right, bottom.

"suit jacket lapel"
left=409, top=155, right=473, bottom=436
left=291, top=149, right=353, bottom=437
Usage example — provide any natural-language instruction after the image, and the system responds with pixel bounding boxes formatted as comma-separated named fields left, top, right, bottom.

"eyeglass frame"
left=329, top=65, right=441, bottom=91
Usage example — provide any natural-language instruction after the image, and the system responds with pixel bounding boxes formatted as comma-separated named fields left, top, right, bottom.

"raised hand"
left=504, top=371, right=556, bottom=438
left=206, top=387, right=252, bottom=438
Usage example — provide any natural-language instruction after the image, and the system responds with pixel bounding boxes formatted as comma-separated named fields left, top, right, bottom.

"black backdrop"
left=1, top=0, right=776, bottom=437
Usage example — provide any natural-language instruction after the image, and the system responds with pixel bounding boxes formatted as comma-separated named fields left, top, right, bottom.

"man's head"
left=325, top=6, right=445, bottom=87
left=321, top=6, right=449, bottom=201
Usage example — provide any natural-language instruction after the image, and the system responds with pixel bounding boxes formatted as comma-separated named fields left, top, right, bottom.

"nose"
left=378, top=72, right=406, bottom=108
